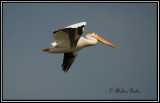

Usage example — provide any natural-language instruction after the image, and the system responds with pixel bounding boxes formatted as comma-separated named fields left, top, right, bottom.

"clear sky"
left=3, top=2, right=157, bottom=100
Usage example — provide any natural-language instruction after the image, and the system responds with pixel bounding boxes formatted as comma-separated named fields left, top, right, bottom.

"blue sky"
left=3, top=2, right=157, bottom=100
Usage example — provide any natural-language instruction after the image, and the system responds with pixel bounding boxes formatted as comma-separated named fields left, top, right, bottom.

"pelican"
left=43, top=22, right=117, bottom=72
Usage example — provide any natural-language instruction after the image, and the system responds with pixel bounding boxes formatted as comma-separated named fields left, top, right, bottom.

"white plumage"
left=43, top=22, right=117, bottom=72
left=65, top=22, right=86, bottom=28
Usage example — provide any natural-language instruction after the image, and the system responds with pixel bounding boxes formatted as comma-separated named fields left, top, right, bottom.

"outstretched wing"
left=62, top=52, right=78, bottom=72
left=53, top=22, right=86, bottom=48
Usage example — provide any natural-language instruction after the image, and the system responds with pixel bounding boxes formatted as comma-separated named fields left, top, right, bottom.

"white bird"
left=43, top=22, right=117, bottom=72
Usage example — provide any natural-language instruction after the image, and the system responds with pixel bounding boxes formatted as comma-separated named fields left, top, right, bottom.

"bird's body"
left=43, top=22, right=117, bottom=72
left=47, top=36, right=97, bottom=53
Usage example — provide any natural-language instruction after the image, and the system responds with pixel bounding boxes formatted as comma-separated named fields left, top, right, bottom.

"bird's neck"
left=78, top=37, right=98, bottom=48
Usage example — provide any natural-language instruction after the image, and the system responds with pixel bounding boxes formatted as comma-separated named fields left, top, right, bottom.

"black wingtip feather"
left=61, top=52, right=78, bottom=72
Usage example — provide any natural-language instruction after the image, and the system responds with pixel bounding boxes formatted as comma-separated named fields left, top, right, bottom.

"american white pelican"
left=43, top=22, right=117, bottom=72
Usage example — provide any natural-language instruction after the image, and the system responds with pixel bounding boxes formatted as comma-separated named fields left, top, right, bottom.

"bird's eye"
left=92, top=33, right=98, bottom=37
left=91, top=33, right=95, bottom=36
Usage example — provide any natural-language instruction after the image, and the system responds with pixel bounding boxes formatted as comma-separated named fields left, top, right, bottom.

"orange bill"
left=92, top=33, right=118, bottom=49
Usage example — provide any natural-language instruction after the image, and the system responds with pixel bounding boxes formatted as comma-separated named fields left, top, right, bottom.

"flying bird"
left=43, top=22, right=117, bottom=72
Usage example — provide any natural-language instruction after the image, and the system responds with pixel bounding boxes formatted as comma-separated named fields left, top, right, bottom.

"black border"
left=1, top=1, right=159, bottom=102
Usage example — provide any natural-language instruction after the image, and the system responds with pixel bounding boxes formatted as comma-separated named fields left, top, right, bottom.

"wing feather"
left=53, top=22, right=86, bottom=48
left=62, top=52, right=78, bottom=72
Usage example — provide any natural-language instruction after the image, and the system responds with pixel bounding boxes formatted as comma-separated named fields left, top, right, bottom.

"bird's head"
left=86, top=32, right=118, bottom=49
